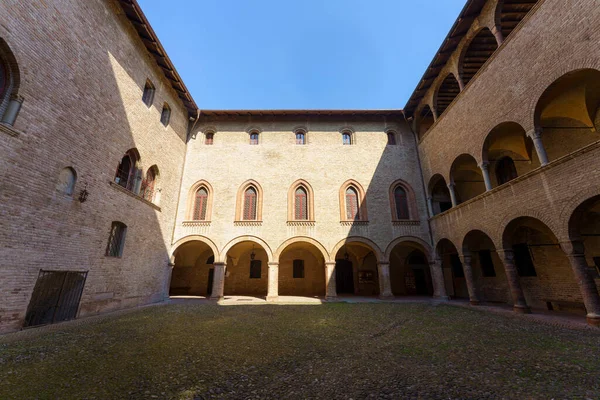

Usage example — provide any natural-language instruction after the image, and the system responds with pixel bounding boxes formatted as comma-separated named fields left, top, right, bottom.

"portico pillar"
left=427, top=196, right=434, bottom=217
left=210, top=262, right=226, bottom=300
left=448, top=183, right=458, bottom=207
left=429, top=258, right=449, bottom=300
left=497, top=250, right=531, bottom=313
left=267, top=262, right=279, bottom=302
left=530, top=128, right=549, bottom=166
left=491, top=25, right=504, bottom=47
left=563, top=241, right=600, bottom=327
left=479, top=162, right=493, bottom=191
left=460, top=253, right=480, bottom=305
left=325, top=262, right=337, bottom=300
left=377, top=262, right=394, bottom=299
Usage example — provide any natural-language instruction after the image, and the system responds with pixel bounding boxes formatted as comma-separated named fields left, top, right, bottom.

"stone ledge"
left=233, top=221, right=262, bottom=227
left=287, top=221, right=315, bottom=227
left=392, top=220, right=420, bottom=226
left=340, top=221, right=369, bottom=226
left=109, top=181, right=161, bottom=211
left=182, top=221, right=211, bottom=227
left=0, top=123, right=22, bottom=137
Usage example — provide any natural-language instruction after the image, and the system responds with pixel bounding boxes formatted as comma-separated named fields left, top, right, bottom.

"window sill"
left=109, top=181, right=161, bottom=211
left=0, top=122, right=22, bottom=137
left=392, top=220, right=420, bottom=226
left=182, top=221, right=211, bottom=227
left=234, top=221, right=262, bottom=227
left=287, top=221, right=315, bottom=227
left=340, top=220, right=369, bottom=226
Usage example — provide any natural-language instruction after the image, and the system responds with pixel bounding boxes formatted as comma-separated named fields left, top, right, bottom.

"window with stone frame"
left=161, top=103, right=171, bottom=126
left=393, top=186, right=410, bottom=220
left=250, top=260, right=262, bottom=279
left=293, top=259, right=305, bottom=278
left=106, top=222, right=127, bottom=257
left=294, top=187, right=308, bottom=220
left=345, top=187, right=360, bottom=220
left=296, top=131, right=306, bottom=145
left=193, top=187, right=209, bottom=220
left=114, top=149, right=141, bottom=193
left=243, top=187, right=258, bottom=220
left=342, top=132, right=352, bottom=145
left=142, top=80, right=155, bottom=107
left=478, top=250, right=496, bottom=277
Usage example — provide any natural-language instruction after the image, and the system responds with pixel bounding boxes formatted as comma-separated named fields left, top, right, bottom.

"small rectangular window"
left=478, top=250, right=496, bottom=277
left=106, top=222, right=127, bottom=257
left=513, top=243, right=537, bottom=277
left=293, top=260, right=305, bottom=279
left=205, top=133, right=214, bottom=145
left=142, top=80, right=155, bottom=107
left=450, top=254, right=464, bottom=278
left=250, top=260, right=262, bottom=279
left=161, top=104, right=171, bottom=127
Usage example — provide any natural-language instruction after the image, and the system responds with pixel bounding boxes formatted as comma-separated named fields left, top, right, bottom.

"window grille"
left=478, top=250, right=496, bottom=277
left=205, top=133, right=214, bottom=145
left=293, top=260, right=305, bottom=278
left=342, top=132, right=352, bottom=145
left=296, top=132, right=306, bottom=145
left=161, top=104, right=171, bottom=126
left=250, top=260, right=262, bottom=279
left=243, top=187, right=258, bottom=220
left=345, top=187, right=360, bottom=220
left=106, top=222, right=127, bottom=257
left=394, top=186, right=409, bottom=220
left=294, top=187, right=308, bottom=220
left=250, top=132, right=259, bottom=145
left=142, top=80, right=155, bottom=107
left=194, top=187, right=209, bottom=220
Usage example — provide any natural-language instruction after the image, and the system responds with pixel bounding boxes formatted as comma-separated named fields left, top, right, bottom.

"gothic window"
left=345, top=187, right=360, bottom=220
left=294, top=187, right=308, bottom=220
left=141, top=166, right=158, bottom=202
left=106, top=222, right=127, bottom=257
left=250, top=132, right=259, bottom=145
left=205, top=132, right=214, bottom=145
left=250, top=260, right=262, bottom=279
left=293, top=260, right=305, bottom=278
left=161, top=103, right=171, bottom=126
left=57, top=167, right=77, bottom=196
left=114, top=149, right=141, bottom=193
left=393, top=186, right=409, bottom=220
left=387, top=132, right=396, bottom=145
left=193, top=187, right=209, bottom=220
left=296, top=131, right=306, bottom=145
left=496, top=156, right=518, bottom=185
left=243, top=187, right=258, bottom=220
left=142, top=80, right=155, bottom=107
left=342, top=132, right=352, bottom=145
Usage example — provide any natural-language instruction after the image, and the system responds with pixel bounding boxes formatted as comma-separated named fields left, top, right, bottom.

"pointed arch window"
left=114, top=149, right=141, bottom=193
left=161, top=103, right=171, bottom=127
left=186, top=181, right=213, bottom=222
left=345, top=187, right=360, bottom=220
left=193, top=187, right=209, bottom=220
left=141, top=166, right=158, bottom=202
left=340, top=180, right=367, bottom=222
left=142, top=80, right=155, bottom=107
left=294, top=187, right=308, bottom=220
left=243, top=187, right=258, bottom=220
left=393, top=187, right=410, bottom=220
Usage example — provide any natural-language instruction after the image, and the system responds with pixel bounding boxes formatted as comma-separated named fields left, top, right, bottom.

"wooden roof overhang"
left=199, top=109, right=405, bottom=121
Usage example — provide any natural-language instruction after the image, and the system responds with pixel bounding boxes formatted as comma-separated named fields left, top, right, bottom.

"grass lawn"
left=0, top=303, right=599, bottom=399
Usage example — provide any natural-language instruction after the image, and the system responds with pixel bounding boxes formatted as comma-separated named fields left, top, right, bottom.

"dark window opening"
left=161, top=104, right=171, bottom=126
left=496, top=156, right=518, bottom=185
left=142, top=80, right=155, bottom=107
left=513, top=243, right=537, bottom=277
left=387, top=132, right=396, bottom=145
left=450, top=254, right=464, bottom=278
left=293, top=259, right=305, bottom=278
left=206, top=256, right=214, bottom=264
left=250, top=132, right=259, bottom=145
left=394, top=186, right=409, bottom=220
left=342, top=132, right=352, bottom=145
left=250, top=260, right=262, bottom=279
left=205, top=132, right=214, bottom=145
left=296, top=132, right=306, bottom=145
left=106, top=222, right=127, bottom=257
left=345, top=187, right=360, bottom=220
left=478, top=250, right=496, bottom=277
left=440, top=202, right=453, bottom=213
left=114, top=149, right=141, bottom=193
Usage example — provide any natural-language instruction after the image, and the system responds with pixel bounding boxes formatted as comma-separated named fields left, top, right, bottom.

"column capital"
left=268, top=261, right=280, bottom=267
left=460, top=253, right=473, bottom=265
left=212, top=262, right=226, bottom=267
left=377, top=261, right=390, bottom=266
left=529, top=127, right=543, bottom=139
left=479, top=161, right=490, bottom=169
left=325, top=261, right=337, bottom=266
left=447, top=182, right=455, bottom=189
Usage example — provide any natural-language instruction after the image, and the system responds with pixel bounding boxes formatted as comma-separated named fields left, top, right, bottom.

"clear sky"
left=137, top=0, right=465, bottom=110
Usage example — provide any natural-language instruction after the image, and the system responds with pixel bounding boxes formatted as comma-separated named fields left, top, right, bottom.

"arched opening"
left=462, top=230, right=511, bottom=304
left=0, top=38, right=22, bottom=125
left=436, top=73, right=461, bottom=117
left=534, top=69, right=600, bottom=161
left=278, top=241, right=326, bottom=297
left=170, top=241, right=216, bottom=297
left=388, top=242, right=433, bottom=297
left=416, top=105, right=435, bottom=139
left=141, top=165, right=159, bottom=203
left=450, top=154, right=485, bottom=204
left=496, top=0, right=538, bottom=40
left=56, top=167, right=77, bottom=196
left=460, top=28, right=498, bottom=86
left=483, top=122, right=536, bottom=187
left=224, top=241, right=269, bottom=297
left=436, top=239, right=468, bottom=300
left=502, top=217, right=583, bottom=313
left=114, top=148, right=142, bottom=194
left=342, top=131, right=353, bottom=145
left=334, top=242, right=380, bottom=296
left=428, top=174, right=452, bottom=215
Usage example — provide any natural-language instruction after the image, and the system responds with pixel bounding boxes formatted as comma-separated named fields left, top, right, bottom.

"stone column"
left=427, top=196, right=434, bottom=217
left=491, top=25, right=504, bottom=47
left=377, top=262, right=394, bottom=299
left=429, top=259, right=449, bottom=300
left=448, top=183, right=458, bottom=207
left=210, top=262, right=226, bottom=300
left=563, top=241, right=600, bottom=327
left=267, top=262, right=279, bottom=302
left=479, top=162, right=493, bottom=191
left=325, top=261, right=337, bottom=300
left=497, top=250, right=530, bottom=313
left=530, top=128, right=549, bottom=166
left=460, top=253, right=480, bottom=305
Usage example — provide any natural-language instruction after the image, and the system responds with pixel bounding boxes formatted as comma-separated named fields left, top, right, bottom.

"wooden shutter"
left=194, top=188, right=208, bottom=220
left=295, top=187, right=308, bottom=220
left=345, top=187, right=359, bottom=220
left=394, top=187, right=409, bottom=219
left=244, top=188, right=257, bottom=220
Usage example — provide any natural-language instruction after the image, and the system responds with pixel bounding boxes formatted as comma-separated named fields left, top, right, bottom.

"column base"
left=586, top=314, right=600, bottom=327
left=470, top=300, right=480, bottom=306
left=266, top=296, right=278, bottom=302
left=209, top=295, right=224, bottom=301
left=379, top=294, right=395, bottom=300
left=434, top=295, right=449, bottom=301
left=325, top=295, right=338, bottom=301
left=513, top=304, right=531, bottom=314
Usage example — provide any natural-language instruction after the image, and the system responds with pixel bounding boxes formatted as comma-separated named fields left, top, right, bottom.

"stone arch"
left=170, top=235, right=220, bottom=262
left=450, top=153, right=486, bottom=204
left=384, top=236, right=432, bottom=263
left=220, top=235, right=273, bottom=263
left=287, top=179, right=315, bottom=221
left=330, top=237, right=383, bottom=263
left=497, top=209, right=560, bottom=249
left=458, top=27, right=499, bottom=87
left=274, top=236, right=330, bottom=262
left=494, top=0, right=539, bottom=41
left=564, top=192, right=600, bottom=241
left=415, top=104, right=435, bottom=140
left=434, top=73, right=461, bottom=117
left=0, top=37, right=21, bottom=113
left=185, top=180, right=214, bottom=221
left=428, top=174, right=452, bottom=215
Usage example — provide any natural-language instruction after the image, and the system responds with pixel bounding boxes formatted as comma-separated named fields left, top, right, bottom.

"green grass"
left=0, top=303, right=599, bottom=399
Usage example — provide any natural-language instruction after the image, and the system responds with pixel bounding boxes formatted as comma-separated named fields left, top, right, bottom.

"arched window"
left=393, top=186, right=409, bottom=220
left=142, top=80, right=155, bottom=107
left=193, top=187, right=209, bottom=220
left=296, top=131, right=306, bottom=145
left=496, top=156, right=518, bottom=185
left=205, top=132, right=214, bottom=145
left=345, top=187, right=360, bottom=220
left=114, top=149, right=141, bottom=193
left=161, top=103, right=171, bottom=126
left=243, top=187, right=258, bottom=220
left=57, top=167, right=77, bottom=196
left=249, top=132, right=259, bottom=145
left=294, top=187, right=308, bottom=220
left=387, top=132, right=396, bottom=145
left=0, top=39, right=22, bottom=126
left=342, top=132, right=352, bottom=145
left=141, top=166, right=158, bottom=202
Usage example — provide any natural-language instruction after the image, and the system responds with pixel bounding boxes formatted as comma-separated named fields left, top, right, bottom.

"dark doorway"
left=207, top=268, right=214, bottom=296
left=336, top=260, right=355, bottom=294
left=413, top=269, right=428, bottom=295
left=24, top=270, right=88, bottom=328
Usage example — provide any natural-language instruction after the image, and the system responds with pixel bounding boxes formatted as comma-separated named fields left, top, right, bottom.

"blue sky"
left=138, top=0, right=465, bottom=110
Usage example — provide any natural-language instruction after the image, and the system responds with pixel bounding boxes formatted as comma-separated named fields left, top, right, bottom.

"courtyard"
left=1, top=302, right=599, bottom=399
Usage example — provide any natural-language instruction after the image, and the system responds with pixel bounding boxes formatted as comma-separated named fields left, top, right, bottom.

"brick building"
left=1, top=0, right=599, bottom=333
